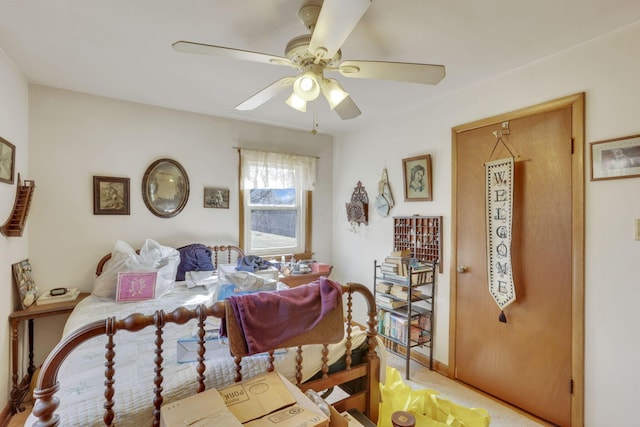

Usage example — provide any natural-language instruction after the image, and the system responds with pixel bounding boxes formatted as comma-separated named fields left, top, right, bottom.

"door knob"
left=457, top=266, right=468, bottom=273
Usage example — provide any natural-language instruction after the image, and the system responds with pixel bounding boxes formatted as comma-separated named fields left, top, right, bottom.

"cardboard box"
left=160, top=387, right=242, bottom=427
left=162, top=371, right=329, bottom=427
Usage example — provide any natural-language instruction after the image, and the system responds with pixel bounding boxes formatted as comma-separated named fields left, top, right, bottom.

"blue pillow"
left=176, top=244, right=214, bottom=281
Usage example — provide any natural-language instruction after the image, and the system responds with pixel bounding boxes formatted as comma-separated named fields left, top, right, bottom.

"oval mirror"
left=142, top=158, right=189, bottom=218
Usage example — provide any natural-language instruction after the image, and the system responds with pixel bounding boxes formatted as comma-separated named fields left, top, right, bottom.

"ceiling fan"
left=172, top=0, right=445, bottom=120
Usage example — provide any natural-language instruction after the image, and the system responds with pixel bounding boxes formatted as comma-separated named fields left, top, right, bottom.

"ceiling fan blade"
left=333, top=95, right=361, bottom=120
left=235, top=76, right=295, bottom=111
left=172, top=41, right=295, bottom=68
left=338, top=60, right=446, bottom=85
left=309, top=0, right=371, bottom=60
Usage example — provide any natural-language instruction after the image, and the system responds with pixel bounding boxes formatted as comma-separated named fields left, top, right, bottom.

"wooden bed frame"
left=30, top=245, right=381, bottom=426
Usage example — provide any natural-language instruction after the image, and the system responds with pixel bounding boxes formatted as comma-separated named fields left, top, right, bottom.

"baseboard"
left=381, top=339, right=449, bottom=376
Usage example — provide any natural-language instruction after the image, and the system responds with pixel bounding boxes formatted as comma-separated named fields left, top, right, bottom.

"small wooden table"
left=279, top=270, right=332, bottom=288
left=8, top=292, right=89, bottom=414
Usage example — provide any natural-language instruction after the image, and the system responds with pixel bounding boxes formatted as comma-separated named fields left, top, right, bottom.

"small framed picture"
left=204, top=187, right=229, bottom=209
left=116, top=272, right=157, bottom=302
left=93, top=176, right=130, bottom=215
left=403, top=154, right=432, bottom=201
left=590, top=134, right=640, bottom=181
left=0, top=136, right=16, bottom=184
left=12, top=259, right=38, bottom=309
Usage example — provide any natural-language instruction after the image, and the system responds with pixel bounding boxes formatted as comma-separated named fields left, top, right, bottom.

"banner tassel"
left=499, top=310, right=507, bottom=323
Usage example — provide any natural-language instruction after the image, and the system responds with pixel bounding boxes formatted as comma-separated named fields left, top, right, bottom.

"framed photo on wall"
left=590, top=134, right=640, bottom=181
left=93, top=176, right=130, bottom=215
left=204, top=187, right=229, bottom=209
left=0, top=136, right=16, bottom=184
left=403, top=154, right=432, bottom=201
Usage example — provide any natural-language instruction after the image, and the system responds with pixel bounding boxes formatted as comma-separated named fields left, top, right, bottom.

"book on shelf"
left=36, top=288, right=80, bottom=305
left=382, top=271, right=426, bottom=285
left=375, top=282, right=392, bottom=294
left=389, top=249, right=411, bottom=258
left=390, top=284, right=422, bottom=300
left=377, top=311, right=431, bottom=344
left=375, top=294, right=407, bottom=310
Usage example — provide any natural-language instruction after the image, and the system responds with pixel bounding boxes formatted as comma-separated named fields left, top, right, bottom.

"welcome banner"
left=485, top=157, right=516, bottom=322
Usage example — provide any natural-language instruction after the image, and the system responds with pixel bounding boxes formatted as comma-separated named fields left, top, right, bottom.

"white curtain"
left=239, top=148, right=317, bottom=191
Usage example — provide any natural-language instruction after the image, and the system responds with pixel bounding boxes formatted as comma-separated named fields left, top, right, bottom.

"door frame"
left=449, top=93, right=585, bottom=425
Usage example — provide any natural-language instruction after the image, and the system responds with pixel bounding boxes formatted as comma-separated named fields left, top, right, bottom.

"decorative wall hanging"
left=142, top=158, right=190, bottom=218
left=93, top=176, right=130, bottom=215
left=485, top=157, right=515, bottom=322
left=590, top=133, right=640, bottom=181
left=374, top=168, right=394, bottom=217
left=402, top=154, right=432, bottom=201
left=0, top=136, right=15, bottom=184
left=12, top=259, right=38, bottom=309
left=1, top=174, right=35, bottom=237
left=346, top=181, right=368, bottom=230
left=204, top=187, right=229, bottom=209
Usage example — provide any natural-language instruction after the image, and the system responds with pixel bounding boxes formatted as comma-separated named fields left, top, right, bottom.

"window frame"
left=238, top=149, right=314, bottom=260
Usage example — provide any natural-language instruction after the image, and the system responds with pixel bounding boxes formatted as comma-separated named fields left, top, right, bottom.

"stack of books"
left=389, top=284, right=422, bottom=301
left=375, top=293, right=407, bottom=310
left=381, top=250, right=411, bottom=277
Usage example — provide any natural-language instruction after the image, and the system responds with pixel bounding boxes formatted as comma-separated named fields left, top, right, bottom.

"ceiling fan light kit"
left=320, top=78, right=349, bottom=109
left=173, top=0, right=445, bottom=122
left=285, top=92, right=307, bottom=112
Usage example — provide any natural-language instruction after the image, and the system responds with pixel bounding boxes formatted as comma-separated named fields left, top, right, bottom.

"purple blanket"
left=224, top=277, right=343, bottom=355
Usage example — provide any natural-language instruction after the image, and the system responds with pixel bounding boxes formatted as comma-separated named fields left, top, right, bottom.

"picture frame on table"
left=12, top=259, right=38, bottom=309
left=0, top=136, right=16, bottom=184
left=203, top=187, right=230, bottom=209
left=403, top=154, right=432, bottom=201
left=93, top=176, right=130, bottom=215
left=590, top=134, right=640, bottom=181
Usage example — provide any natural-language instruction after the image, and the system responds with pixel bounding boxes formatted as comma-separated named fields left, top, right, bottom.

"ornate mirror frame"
left=141, top=158, right=189, bottom=218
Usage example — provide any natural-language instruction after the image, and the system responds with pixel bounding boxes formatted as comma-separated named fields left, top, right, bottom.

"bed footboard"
left=31, top=282, right=380, bottom=427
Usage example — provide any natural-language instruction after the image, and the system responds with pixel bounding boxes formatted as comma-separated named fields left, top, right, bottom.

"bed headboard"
left=94, top=244, right=245, bottom=276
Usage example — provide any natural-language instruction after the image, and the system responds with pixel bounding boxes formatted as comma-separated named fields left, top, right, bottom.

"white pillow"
left=92, top=239, right=180, bottom=299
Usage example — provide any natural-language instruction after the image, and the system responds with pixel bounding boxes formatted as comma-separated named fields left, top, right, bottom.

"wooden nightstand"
left=8, top=292, right=89, bottom=414
left=279, top=270, right=332, bottom=288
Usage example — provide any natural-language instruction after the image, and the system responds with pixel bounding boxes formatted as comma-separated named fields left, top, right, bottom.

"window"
left=239, top=149, right=316, bottom=257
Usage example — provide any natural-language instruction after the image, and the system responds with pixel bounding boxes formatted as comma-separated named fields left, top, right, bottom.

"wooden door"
left=451, top=95, right=584, bottom=426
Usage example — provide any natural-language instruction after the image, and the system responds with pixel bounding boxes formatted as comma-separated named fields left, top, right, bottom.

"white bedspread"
left=27, top=282, right=368, bottom=426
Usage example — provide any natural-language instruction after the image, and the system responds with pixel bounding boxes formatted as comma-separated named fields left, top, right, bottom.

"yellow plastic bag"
left=378, top=367, right=491, bottom=427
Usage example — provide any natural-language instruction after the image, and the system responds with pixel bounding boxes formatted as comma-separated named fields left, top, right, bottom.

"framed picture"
left=93, top=176, right=130, bottom=215
left=12, top=259, right=38, bottom=309
left=590, top=134, right=640, bottom=181
left=403, top=154, right=432, bottom=201
left=0, top=136, right=16, bottom=184
left=116, top=272, right=157, bottom=302
left=142, top=158, right=190, bottom=218
left=204, top=187, right=229, bottom=209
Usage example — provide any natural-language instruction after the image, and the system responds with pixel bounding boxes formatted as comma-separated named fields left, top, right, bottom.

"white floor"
left=384, top=351, right=554, bottom=426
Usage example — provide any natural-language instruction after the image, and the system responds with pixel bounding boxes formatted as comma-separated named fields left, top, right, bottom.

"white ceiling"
left=2, top=0, right=640, bottom=136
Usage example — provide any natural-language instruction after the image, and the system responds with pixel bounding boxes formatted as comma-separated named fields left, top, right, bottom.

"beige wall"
left=331, top=21, right=640, bottom=426
left=0, top=50, right=29, bottom=411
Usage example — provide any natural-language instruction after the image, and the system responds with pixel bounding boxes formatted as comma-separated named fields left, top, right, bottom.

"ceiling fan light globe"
left=321, top=79, right=349, bottom=109
left=286, top=93, right=307, bottom=112
left=293, top=71, right=320, bottom=101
